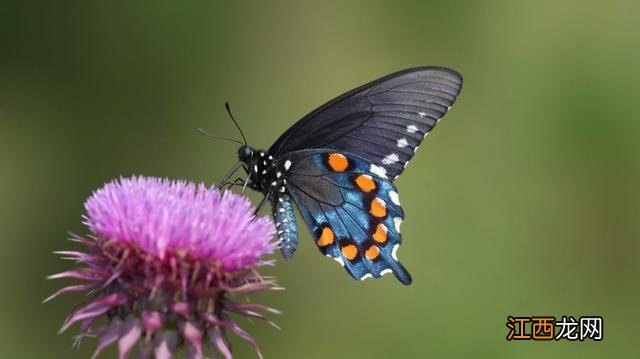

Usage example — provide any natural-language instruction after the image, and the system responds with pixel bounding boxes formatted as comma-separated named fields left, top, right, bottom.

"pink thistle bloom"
left=46, top=176, right=281, bottom=359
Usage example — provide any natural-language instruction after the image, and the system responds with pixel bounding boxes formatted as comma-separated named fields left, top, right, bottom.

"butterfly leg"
left=253, top=192, right=270, bottom=215
left=221, top=177, right=246, bottom=190
left=274, top=194, right=298, bottom=260
left=218, top=161, right=243, bottom=186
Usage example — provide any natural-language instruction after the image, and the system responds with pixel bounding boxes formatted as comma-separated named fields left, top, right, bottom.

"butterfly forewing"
left=269, top=66, right=462, bottom=180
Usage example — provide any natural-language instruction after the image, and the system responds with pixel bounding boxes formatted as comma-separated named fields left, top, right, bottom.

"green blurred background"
left=1, top=1, right=638, bottom=358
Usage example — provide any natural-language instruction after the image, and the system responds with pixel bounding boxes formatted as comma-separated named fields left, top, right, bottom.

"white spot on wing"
left=389, top=191, right=400, bottom=205
left=370, top=164, right=388, bottom=179
left=391, top=244, right=400, bottom=261
left=382, top=153, right=399, bottom=165
left=397, top=138, right=408, bottom=148
left=393, top=217, right=403, bottom=233
left=360, top=273, right=373, bottom=281
left=284, top=160, right=292, bottom=170
left=418, top=112, right=426, bottom=118
left=380, top=268, right=393, bottom=277
left=253, top=165, right=258, bottom=173
left=413, top=145, right=420, bottom=153
left=403, top=160, right=410, bottom=169
left=407, top=125, right=418, bottom=133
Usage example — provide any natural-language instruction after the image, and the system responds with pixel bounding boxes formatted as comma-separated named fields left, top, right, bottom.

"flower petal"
left=91, top=318, right=122, bottom=359
left=118, top=315, right=142, bottom=359
left=60, top=293, right=128, bottom=333
left=179, top=321, right=203, bottom=358
left=43, top=283, right=97, bottom=303
left=202, top=313, right=263, bottom=359
left=83, top=177, right=277, bottom=272
left=223, top=320, right=263, bottom=359
left=47, top=268, right=106, bottom=281
left=208, top=326, right=232, bottom=359
left=154, top=330, right=178, bottom=359
left=141, top=311, right=163, bottom=339
left=171, top=302, right=190, bottom=319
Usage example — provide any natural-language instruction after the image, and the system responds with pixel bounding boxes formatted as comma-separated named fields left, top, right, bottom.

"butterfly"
left=225, top=67, right=462, bottom=285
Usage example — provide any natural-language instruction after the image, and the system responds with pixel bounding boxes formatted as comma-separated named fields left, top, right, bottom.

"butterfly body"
left=237, top=145, right=300, bottom=259
left=236, top=67, right=463, bottom=285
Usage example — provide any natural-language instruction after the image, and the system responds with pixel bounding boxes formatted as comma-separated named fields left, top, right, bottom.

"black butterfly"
left=225, top=67, right=462, bottom=285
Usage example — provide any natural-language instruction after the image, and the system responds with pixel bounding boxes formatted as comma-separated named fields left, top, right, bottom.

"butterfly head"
left=238, top=145, right=254, bottom=164
left=237, top=145, right=276, bottom=193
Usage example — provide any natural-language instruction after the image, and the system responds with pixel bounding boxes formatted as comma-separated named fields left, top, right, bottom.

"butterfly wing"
left=269, top=66, right=462, bottom=180
left=282, top=149, right=411, bottom=285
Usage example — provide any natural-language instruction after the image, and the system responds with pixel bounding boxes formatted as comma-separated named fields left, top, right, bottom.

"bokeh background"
left=1, top=1, right=638, bottom=358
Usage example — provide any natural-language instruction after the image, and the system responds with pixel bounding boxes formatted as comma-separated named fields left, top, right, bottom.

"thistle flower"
left=46, top=176, right=281, bottom=359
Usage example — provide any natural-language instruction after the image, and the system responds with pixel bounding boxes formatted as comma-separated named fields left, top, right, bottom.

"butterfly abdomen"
left=274, top=193, right=298, bottom=260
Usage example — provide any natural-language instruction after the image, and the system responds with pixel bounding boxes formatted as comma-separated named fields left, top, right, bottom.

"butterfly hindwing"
left=269, top=66, right=463, bottom=180
left=282, top=149, right=412, bottom=285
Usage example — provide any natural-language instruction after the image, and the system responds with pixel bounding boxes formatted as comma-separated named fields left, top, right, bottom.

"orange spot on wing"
left=317, top=227, right=334, bottom=247
left=355, top=174, right=376, bottom=193
left=370, top=198, right=387, bottom=218
left=341, top=244, right=358, bottom=260
left=328, top=153, right=349, bottom=172
left=372, top=223, right=388, bottom=244
left=365, top=245, right=380, bottom=260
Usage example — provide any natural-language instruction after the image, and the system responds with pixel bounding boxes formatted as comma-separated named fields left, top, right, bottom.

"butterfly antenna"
left=225, top=102, right=247, bottom=145
left=197, top=128, right=245, bottom=145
